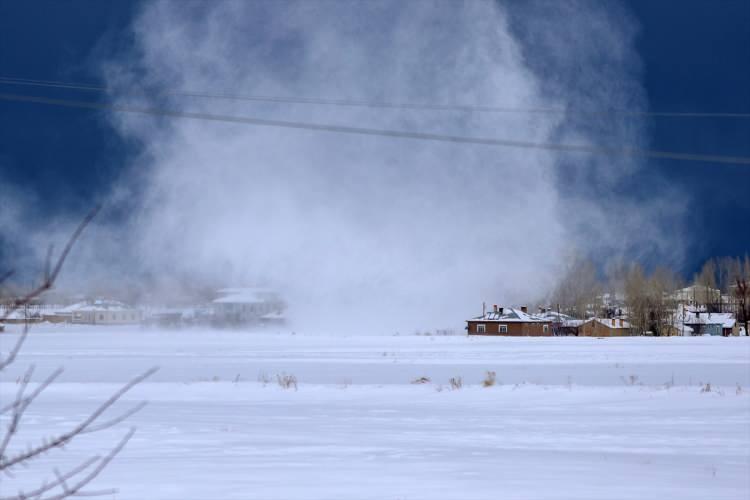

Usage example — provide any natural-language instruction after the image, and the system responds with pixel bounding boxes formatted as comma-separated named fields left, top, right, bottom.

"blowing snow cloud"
left=82, top=0, right=683, bottom=332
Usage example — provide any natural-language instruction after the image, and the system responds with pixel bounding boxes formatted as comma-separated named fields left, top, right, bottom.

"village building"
left=212, top=288, right=286, bottom=326
left=676, top=308, right=739, bottom=336
left=537, top=309, right=585, bottom=336
left=0, top=307, right=43, bottom=324
left=68, top=300, right=143, bottom=325
left=672, top=285, right=721, bottom=307
left=467, top=306, right=552, bottom=336
left=42, top=302, right=89, bottom=323
left=580, top=317, right=632, bottom=337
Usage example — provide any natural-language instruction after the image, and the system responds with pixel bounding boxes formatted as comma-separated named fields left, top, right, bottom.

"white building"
left=69, top=300, right=143, bottom=325
left=212, top=288, right=285, bottom=326
left=672, top=285, right=721, bottom=306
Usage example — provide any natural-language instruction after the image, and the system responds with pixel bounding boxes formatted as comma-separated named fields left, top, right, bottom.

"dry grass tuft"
left=482, top=371, right=496, bottom=387
left=277, top=373, right=298, bottom=390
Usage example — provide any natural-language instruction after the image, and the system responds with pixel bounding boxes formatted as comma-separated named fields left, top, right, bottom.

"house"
left=0, top=307, right=42, bottom=324
left=212, top=288, right=285, bottom=326
left=672, top=285, right=721, bottom=306
left=665, top=322, right=694, bottom=337
left=42, top=302, right=89, bottom=323
left=580, top=317, right=632, bottom=337
left=677, top=308, right=738, bottom=336
left=537, top=309, right=585, bottom=336
left=69, top=300, right=143, bottom=325
left=467, top=305, right=552, bottom=336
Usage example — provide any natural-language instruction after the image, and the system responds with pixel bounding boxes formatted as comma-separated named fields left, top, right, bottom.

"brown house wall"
left=580, top=321, right=631, bottom=337
left=467, top=321, right=551, bottom=336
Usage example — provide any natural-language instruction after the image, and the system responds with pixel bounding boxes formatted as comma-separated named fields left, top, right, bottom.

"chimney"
left=493, top=304, right=498, bottom=313
left=521, top=306, right=528, bottom=314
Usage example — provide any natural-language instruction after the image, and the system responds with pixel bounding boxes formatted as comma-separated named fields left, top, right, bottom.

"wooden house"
left=580, top=317, right=632, bottom=337
left=467, top=306, right=552, bottom=336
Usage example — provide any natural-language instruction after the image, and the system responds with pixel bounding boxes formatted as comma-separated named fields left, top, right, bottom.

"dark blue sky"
left=0, top=0, right=748, bottom=277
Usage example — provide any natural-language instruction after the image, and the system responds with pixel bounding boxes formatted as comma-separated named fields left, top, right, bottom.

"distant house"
left=42, top=302, right=89, bottom=323
left=467, top=306, right=552, bottom=336
left=1, top=307, right=42, bottom=324
left=537, top=309, right=584, bottom=336
left=677, top=308, right=738, bottom=336
left=663, top=323, right=694, bottom=337
left=580, top=318, right=632, bottom=337
left=212, top=288, right=285, bottom=326
left=69, top=300, right=142, bottom=325
left=672, top=285, right=721, bottom=306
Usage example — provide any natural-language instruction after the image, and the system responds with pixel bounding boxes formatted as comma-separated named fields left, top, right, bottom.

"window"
left=99, top=314, right=104, bottom=321
left=476, top=324, right=486, bottom=333
left=543, top=324, right=549, bottom=333
left=499, top=324, right=508, bottom=333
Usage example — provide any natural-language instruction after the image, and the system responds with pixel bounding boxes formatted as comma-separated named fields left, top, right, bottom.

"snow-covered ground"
left=1, top=324, right=749, bottom=499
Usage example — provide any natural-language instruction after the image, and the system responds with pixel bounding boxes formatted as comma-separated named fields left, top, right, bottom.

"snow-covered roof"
left=213, top=287, right=279, bottom=304
left=53, top=301, right=89, bottom=314
left=537, top=310, right=585, bottom=327
left=679, top=310, right=736, bottom=328
left=2, top=309, right=33, bottom=320
left=469, top=308, right=550, bottom=323
left=585, top=317, right=631, bottom=329
left=73, top=300, right=137, bottom=312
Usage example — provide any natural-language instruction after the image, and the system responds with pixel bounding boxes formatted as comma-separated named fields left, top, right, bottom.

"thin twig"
left=0, top=367, right=156, bottom=473
left=0, top=368, right=64, bottom=415
left=0, top=205, right=100, bottom=324
left=40, top=428, right=135, bottom=500
left=0, top=456, right=99, bottom=500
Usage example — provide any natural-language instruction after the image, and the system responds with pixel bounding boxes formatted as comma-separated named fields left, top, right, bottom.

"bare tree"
left=648, top=267, right=680, bottom=336
left=0, top=207, right=156, bottom=500
left=735, top=278, right=749, bottom=337
left=694, top=258, right=720, bottom=307
left=624, top=263, right=648, bottom=335
left=551, top=256, right=602, bottom=319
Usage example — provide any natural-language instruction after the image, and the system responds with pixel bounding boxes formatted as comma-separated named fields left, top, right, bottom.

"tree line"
left=549, top=254, right=750, bottom=336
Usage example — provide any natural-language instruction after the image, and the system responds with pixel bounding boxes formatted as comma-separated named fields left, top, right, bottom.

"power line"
left=1, top=92, right=749, bottom=165
left=1, top=75, right=749, bottom=119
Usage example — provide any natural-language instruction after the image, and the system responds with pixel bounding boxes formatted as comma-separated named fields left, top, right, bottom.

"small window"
left=476, top=324, right=486, bottom=333
left=113, top=314, right=117, bottom=320
left=499, top=324, right=508, bottom=333
left=99, top=314, right=104, bottom=321
left=543, top=324, right=549, bottom=333
left=132, top=314, right=136, bottom=321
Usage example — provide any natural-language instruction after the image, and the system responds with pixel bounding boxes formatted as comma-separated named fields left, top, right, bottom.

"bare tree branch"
left=0, top=325, right=29, bottom=372
left=0, top=367, right=157, bottom=473
left=0, top=205, right=151, bottom=499
left=0, top=368, right=64, bottom=416
left=0, top=455, right=100, bottom=500
left=0, top=205, right=100, bottom=325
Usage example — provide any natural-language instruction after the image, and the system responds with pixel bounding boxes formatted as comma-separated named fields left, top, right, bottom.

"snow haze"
left=3, top=1, right=684, bottom=332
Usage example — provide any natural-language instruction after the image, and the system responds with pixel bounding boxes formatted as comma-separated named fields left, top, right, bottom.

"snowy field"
left=1, top=324, right=749, bottom=499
